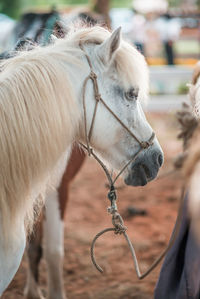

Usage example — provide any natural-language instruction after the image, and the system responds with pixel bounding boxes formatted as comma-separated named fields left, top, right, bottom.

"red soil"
left=2, top=112, right=183, bottom=299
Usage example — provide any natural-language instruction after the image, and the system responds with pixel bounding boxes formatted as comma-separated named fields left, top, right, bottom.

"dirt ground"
left=2, top=112, right=183, bottom=299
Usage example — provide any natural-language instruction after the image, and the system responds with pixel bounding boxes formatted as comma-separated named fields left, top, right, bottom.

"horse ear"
left=96, top=27, right=121, bottom=65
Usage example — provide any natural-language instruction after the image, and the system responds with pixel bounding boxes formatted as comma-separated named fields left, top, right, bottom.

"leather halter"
left=79, top=42, right=155, bottom=186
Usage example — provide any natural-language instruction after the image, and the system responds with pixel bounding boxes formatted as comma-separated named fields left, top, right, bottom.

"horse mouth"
left=123, top=148, right=163, bottom=187
left=124, top=163, right=158, bottom=187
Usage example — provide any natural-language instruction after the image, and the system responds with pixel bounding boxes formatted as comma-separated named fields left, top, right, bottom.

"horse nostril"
left=158, top=154, right=163, bottom=167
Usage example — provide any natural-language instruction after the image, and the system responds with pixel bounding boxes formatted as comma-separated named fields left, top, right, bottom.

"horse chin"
left=124, top=164, right=158, bottom=187
left=124, top=173, right=148, bottom=186
left=123, top=148, right=163, bottom=187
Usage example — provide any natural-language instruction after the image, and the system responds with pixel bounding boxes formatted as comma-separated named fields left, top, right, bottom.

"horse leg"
left=0, top=219, right=26, bottom=296
left=24, top=213, right=44, bottom=299
left=58, top=146, right=86, bottom=219
left=44, top=146, right=85, bottom=299
left=43, top=189, right=66, bottom=299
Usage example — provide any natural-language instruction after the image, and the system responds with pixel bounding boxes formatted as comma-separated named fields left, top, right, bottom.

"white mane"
left=0, top=36, right=80, bottom=239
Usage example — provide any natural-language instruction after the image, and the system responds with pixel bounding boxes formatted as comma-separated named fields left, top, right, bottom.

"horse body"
left=184, top=61, right=200, bottom=239
left=155, top=62, right=200, bottom=298
left=0, top=25, right=163, bottom=295
left=0, top=41, right=79, bottom=294
left=189, top=62, right=200, bottom=118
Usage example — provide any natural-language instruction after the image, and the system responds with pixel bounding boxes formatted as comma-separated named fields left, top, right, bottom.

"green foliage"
left=177, top=83, right=189, bottom=94
left=0, top=0, right=22, bottom=19
left=1, top=0, right=199, bottom=19
left=168, top=0, right=182, bottom=7
left=111, top=0, right=132, bottom=8
left=21, top=0, right=89, bottom=12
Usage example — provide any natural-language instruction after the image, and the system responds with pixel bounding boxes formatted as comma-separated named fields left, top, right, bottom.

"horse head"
left=74, top=26, right=164, bottom=186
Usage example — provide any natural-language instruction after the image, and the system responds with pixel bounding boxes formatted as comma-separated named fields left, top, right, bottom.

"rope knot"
left=90, top=71, right=97, bottom=80
left=108, top=188, right=116, bottom=202
left=112, top=212, right=126, bottom=234
left=114, top=223, right=127, bottom=234
left=140, top=141, right=150, bottom=149
left=140, top=132, right=155, bottom=149
left=95, top=94, right=101, bottom=101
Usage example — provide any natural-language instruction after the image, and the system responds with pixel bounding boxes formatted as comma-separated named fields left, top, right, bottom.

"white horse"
left=0, top=24, right=163, bottom=296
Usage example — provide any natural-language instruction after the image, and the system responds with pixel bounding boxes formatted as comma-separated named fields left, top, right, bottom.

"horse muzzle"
left=124, top=149, right=164, bottom=186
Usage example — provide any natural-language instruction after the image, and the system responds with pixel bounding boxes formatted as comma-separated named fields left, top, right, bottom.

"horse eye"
left=125, top=88, right=138, bottom=101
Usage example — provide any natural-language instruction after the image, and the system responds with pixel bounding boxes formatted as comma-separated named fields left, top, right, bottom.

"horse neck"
left=61, top=44, right=94, bottom=138
left=0, top=46, right=83, bottom=187
left=0, top=45, right=86, bottom=246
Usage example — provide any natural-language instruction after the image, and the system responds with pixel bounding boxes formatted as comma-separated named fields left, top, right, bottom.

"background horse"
left=184, top=61, right=200, bottom=237
left=155, top=61, right=200, bottom=299
left=0, top=24, right=163, bottom=296
left=0, top=9, right=101, bottom=53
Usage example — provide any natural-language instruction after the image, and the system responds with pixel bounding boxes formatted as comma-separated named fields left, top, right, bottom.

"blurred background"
left=0, top=1, right=200, bottom=299
left=0, top=0, right=199, bottom=96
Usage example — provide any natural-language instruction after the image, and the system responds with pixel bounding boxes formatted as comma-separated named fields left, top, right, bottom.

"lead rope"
left=91, top=185, right=185, bottom=279
left=79, top=42, right=184, bottom=279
